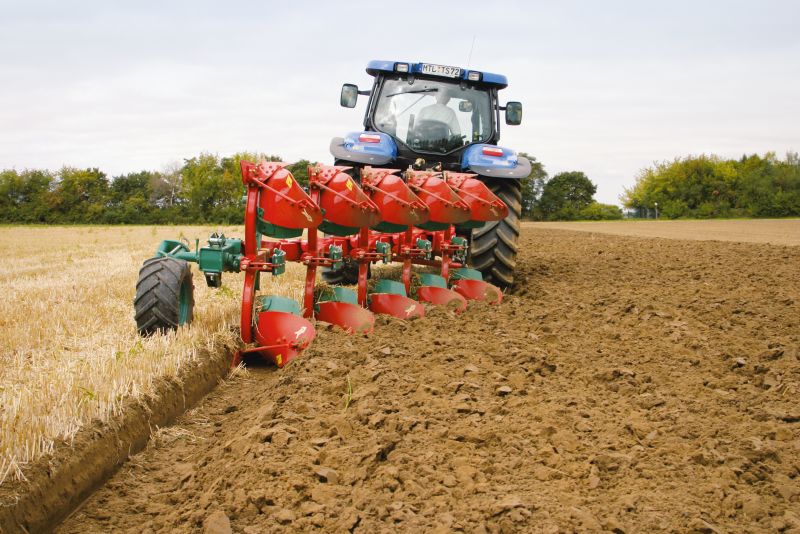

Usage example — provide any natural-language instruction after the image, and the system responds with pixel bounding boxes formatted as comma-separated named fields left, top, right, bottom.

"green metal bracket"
left=155, top=233, right=244, bottom=287
left=451, top=268, right=483, bottom=281
left=317, top=286, right=358, bottom=305
left=417, top=221, right=450, bottom=231
left=156, top=239, right=190, bottom=257
left=450, top=235, right=468, bottom=264
left=451, top=236, right=467, bottom=247
left=256, top=295, right=301, bottom=316
left=314, top=286, right=358, bottom=314
left=328, top=244, right=343, bottom=271
left=419, top=273, right=447, bottom=288
left=197, top=234, right=243, bottom=274
left=416, top=238, right=432, bottom=260
left=271, top=249, right=286, bottom=276
left=371, top=279, right=407, bottom=297
left=372, top=221, right=408, bottom=233
left=456, top=220, right=485, bottom=230
left=375, top=241, right=391, bottom=263
left=256, top=207, right=303, bottom=238
left=318, top=220, right=360, bottom=237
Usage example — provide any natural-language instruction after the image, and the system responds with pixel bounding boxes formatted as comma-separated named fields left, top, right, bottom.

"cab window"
left=372, top=77, right=492, bottom=154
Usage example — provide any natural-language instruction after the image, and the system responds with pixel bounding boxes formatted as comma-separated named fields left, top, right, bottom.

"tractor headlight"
left=467, top=71, right=481, bottom=81
left=395, top=62, right=410, bottom=73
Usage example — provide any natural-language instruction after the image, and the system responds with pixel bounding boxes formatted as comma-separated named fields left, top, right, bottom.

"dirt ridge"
left=0, top=341, right=234, bottom=534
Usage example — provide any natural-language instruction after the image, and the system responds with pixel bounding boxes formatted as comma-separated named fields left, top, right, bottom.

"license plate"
left=420, top=63, right=462, bottom=78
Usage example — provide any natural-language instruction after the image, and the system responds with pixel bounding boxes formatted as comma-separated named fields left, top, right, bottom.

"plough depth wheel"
left=134, top=256, right=194, bottom=335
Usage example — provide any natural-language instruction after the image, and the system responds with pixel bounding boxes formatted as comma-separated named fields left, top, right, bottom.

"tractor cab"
left=328, top=60, right=528, bottom=288
left=332, top=60, right=528, bottom=177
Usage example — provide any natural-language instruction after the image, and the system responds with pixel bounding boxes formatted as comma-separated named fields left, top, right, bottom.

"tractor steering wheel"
left=408, top=119, right=454, bottom=150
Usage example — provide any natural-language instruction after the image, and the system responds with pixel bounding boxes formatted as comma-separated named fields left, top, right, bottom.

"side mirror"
left=458, top=100, right=474, bottom=112
left=340, top=84, right=358, bottom=108
left=505, top=101, right=522, bottom=125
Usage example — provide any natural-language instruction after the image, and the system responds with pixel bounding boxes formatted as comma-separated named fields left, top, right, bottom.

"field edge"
left=0, top=341, right=236, bottom=534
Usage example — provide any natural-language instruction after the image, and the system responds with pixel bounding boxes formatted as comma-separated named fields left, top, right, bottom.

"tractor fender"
left=461, top=144, right=531, bottom=179
left=329, top=131, right=397, bottom=166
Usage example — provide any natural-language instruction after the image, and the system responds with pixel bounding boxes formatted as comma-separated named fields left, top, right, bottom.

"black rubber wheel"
left=468, top=178, right=521, bottom=288
left=134, top=257, right=194, bottom=335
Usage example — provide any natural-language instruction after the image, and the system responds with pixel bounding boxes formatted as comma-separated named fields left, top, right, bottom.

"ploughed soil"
left=59, top=228, right=800, bottom=533
left=526, top=219, right=800, bottom=246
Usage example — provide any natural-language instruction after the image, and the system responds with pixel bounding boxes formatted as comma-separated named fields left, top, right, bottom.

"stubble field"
left=7, top=219, right=791, bottom=533
left=0, top=226, right=309, bottom=486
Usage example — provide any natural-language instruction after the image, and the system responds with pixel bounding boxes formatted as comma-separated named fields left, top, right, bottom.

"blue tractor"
left=329, top=60, right=529, bottom=288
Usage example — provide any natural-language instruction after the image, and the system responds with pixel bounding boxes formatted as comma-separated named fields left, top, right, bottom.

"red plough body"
left=233, top=162, right=508, bottom=367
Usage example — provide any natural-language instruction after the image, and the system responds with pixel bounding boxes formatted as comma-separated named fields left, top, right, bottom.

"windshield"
left=372, top=77, right=492, bottom=154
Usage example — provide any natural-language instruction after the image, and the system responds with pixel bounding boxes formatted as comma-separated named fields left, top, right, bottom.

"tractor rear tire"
left=134, top=257, right=194, bottom=335
left=469, top=178, right=521, bottom=289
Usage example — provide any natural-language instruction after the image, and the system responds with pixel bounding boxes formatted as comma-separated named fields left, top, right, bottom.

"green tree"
left=538, top=171, right=596, bottom=220
left=49, top=167, right=109, bottom=223
left=107, top=171, right=158, bottom=223
left=577, top=202, right=623, bottom=220
left=517, top=152, right=547, bottom=218
left=623, top=152, right=800, bottom=218
left=181, top=153, right=229, bottom=221
left=0, top=169, right=53, bottom=222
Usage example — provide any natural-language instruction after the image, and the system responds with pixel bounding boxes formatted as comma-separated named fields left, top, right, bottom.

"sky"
left=1, top=0, right=798, bottom=205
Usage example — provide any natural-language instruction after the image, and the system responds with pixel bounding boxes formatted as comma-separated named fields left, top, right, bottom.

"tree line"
left=622, top=152, right=800, bottom=218
left=0, top=153, right=315, bottom=224
left=1, top=151, right=620, bottom=224
left=3, top=151, right=796, bottom=224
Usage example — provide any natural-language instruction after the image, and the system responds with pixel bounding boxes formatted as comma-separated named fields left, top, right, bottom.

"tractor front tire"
left=469, top=178, right=521, bottom=289
left=134, top=257, right=195, bottom=335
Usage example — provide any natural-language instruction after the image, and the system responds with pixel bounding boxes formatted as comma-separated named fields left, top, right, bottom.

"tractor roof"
left=366, top=60, right=508, bottom=89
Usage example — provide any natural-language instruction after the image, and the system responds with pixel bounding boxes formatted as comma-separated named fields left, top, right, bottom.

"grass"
left=0, top=226, right=307, bottom=485
left=342, top=374, right=353, bottom=412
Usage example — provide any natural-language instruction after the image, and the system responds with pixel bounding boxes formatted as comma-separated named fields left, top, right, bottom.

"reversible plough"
left=136, top=160, right=507, bottom=368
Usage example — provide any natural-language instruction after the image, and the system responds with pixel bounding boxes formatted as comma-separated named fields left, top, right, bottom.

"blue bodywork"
left=462, top=144, right=517, bottom=169
left=461, top=144, right=532, bottom=179
left=332, top=60, right=529, bottom=178
left=330, top=131, right=398, bottom=166
left=366, top=60, right=508, bottom=89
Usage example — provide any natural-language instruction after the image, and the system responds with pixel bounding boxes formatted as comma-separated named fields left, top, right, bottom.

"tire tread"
left=468, top=180, right=521, bottom=288
left=134, top=257, right=194, bottom=335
